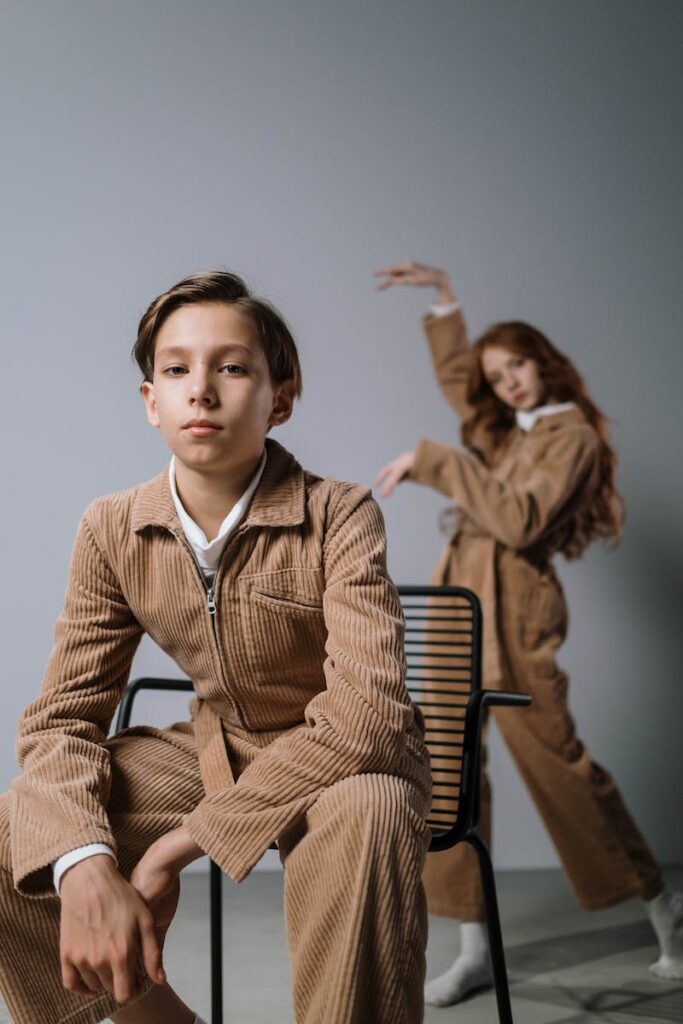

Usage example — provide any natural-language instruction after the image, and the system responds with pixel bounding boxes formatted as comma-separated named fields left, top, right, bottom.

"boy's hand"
left=373, top=451, right=416, bottom=497
left=130, top=826, right=204, bottom=954
left=59, top=854, right=164, bottom=1004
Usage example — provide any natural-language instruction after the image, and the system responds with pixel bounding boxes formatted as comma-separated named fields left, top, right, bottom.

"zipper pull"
left=207, top=587, right=217, bottom=616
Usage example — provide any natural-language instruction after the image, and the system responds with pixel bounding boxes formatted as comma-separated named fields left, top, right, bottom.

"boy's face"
left=140, top=301, right=294, bottom=473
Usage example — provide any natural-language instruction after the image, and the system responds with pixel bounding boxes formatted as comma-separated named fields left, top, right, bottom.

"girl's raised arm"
left=375, top=261, right=475, bottom=422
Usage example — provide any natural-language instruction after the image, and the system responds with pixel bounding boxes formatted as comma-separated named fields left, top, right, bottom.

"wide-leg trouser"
left=0, top=723, right=430, bottom=1024
left=422, top=607, right=663, bottom=921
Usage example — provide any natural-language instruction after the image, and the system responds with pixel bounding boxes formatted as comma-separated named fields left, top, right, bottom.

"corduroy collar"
left=131, top=438, right=307, bottom=533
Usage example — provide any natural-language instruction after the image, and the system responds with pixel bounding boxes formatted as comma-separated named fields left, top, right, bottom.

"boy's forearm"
left=11, top=506, right=143, bottom=896
left=145, top=826, right=205, bottom=874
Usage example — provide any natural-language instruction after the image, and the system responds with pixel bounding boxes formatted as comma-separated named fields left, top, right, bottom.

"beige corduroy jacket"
left=10, top=439, right=430, bottom=897
left=408, top=310, right=602, bottom=684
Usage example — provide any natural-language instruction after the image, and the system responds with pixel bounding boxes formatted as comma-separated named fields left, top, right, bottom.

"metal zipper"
left=173, top=527, right=249, bottom=721
left=175, top=530, right=227, bottom=616
left=175, top=528, right=249, bottom=655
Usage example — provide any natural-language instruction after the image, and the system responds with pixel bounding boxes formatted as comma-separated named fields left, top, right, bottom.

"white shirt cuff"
left=53, top=844, right=117, bottom=893
left=430, top=301, right=461, bottom=318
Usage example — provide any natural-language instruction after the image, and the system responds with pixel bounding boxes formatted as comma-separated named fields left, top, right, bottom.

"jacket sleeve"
left=409, top=425, right=599, bottom=550
left=9, top=505, right=144, bottom=896
left=423, top=308, right=476, bottom=421
left=182, top=488, right=419, bottom=882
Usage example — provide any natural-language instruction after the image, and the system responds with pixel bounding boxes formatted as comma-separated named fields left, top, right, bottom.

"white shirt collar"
left=168, top=449, right=267, bottom=571
left=516, top=402, right=576, bottom=433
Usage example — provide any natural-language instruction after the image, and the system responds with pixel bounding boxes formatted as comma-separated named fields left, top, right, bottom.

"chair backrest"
left=398, top=585, right=482, bottom=841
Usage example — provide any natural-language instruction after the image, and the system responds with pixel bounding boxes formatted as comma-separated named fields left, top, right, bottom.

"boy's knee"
left=324, top=774, right=427, bottom=846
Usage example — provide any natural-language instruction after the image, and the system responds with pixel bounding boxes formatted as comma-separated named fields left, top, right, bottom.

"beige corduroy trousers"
left=0, top=722, right=430, bottom=1024
left=422, top=581, right=663, bottom=921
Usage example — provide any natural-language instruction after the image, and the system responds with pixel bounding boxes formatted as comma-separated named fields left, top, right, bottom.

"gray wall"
left=1, top=0, right=681, bottom=873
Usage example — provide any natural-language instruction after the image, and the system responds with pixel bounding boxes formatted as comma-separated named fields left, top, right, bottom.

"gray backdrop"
left=1, top=0, right=681, bottom=875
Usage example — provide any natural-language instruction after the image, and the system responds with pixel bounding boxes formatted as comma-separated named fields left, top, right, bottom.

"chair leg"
left=466, top=833, right=513, bottom=1024
left=210, top=859, right=223, bottom=1024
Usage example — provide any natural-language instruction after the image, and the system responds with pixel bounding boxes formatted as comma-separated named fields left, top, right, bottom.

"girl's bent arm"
left=409, top=425, right=599, bottom=550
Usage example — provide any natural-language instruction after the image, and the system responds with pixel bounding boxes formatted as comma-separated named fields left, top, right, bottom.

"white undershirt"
left=52, top=449, right=267, bottom=892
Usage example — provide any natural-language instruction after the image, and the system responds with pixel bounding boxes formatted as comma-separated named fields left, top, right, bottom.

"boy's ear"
left=140, top=381, right=161, bottom=428
left=268, top=379, right=296, bottom=428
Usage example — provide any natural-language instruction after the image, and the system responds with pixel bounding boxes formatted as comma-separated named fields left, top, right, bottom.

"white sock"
left=645, top=889, right=683, bottom=980
left=424, top=922, right=492, bottom=1006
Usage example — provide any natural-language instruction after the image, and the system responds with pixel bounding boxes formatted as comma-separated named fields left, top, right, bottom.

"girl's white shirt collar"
left=515, top=402, right=576, bottom=432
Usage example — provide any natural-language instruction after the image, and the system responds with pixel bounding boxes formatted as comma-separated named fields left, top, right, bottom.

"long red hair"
left=462, top=321, right=623, bottom=559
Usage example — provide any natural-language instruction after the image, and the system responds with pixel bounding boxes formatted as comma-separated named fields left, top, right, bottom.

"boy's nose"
left=189, top=379, right=217, bottom=405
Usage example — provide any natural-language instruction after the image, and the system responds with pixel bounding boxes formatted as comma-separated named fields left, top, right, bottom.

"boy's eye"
left=164, top=365, right=187, bottom=376
left=512, top=358, right=525, bottom=368
left=220, top=364, right=246, bottom=375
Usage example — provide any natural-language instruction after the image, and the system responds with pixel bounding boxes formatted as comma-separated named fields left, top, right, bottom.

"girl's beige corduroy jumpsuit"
left=0, top=439, right=432, bottom=1024
left=409, top=309, right=662, bottom=922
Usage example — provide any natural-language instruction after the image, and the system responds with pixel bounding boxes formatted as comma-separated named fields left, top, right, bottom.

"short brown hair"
left=132, top=270, right=303, bottom=397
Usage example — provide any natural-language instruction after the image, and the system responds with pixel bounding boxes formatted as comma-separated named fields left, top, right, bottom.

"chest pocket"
left=239, top=568, right=328, bottom=693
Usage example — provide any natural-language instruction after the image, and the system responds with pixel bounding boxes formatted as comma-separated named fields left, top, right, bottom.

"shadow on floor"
left=504, top=921, right=683, bottom=1022
left=507, top=920, right=656, bottom=976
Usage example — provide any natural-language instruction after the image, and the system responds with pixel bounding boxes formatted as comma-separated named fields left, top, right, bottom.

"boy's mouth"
left=183, top=418, right=223, bottom=436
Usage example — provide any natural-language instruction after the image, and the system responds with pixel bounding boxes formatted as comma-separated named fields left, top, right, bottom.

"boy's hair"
left=132, top=270, right=303, bottom=396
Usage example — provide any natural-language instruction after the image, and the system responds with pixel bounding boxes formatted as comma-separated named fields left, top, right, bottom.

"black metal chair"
left=115, top=584, right=530, bottom=1024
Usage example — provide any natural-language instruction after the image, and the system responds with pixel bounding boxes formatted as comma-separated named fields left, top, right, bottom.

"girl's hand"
left=374, top=261, right=455, bottom=305
left=373, top=451, right=415, bottom=497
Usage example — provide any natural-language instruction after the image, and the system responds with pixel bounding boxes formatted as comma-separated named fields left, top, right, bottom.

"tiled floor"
left=2, top=867, right=681, bottom=1023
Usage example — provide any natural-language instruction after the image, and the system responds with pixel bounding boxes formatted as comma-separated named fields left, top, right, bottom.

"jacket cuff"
left=182, top=801, right=291, bottom=884
left=422, top=307, right=467, bottom=351
left=409, top=439, right=456, bottom=498
left=12, top=828, right=118, bottom=899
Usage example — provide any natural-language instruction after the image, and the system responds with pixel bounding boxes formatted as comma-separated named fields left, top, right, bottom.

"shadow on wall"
left=597, top=507, right=683, bottom=855
left=615, top=508, right=683, bottom=683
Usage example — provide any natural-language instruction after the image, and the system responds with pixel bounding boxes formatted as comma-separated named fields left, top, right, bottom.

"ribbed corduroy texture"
left=0, top=726, right=197, bottom=1024
left=2, top=438, right=432, bottom=1023
left=412, top=310, right=663, bottom=920
left=1, top=726, right=430, bottom=1024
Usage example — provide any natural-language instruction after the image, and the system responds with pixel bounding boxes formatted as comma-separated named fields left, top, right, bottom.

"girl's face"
left=480, top=345, right=546, bottom=411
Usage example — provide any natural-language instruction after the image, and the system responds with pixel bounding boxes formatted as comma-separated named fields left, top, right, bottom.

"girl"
left=373, top=261, right=682, bottom=1007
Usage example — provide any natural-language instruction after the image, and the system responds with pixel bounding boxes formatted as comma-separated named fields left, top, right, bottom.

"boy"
left=0, top=272, right=432, bottom=1024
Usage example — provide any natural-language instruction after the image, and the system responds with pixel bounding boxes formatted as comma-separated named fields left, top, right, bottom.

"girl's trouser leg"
left=280, top=773, right=431, bottom=1024
left=0, top=722, right=203, bottom=1024
left=422, top=718, right=492, bottom=921
left=423, top=654, right=663, bottom=920
left=492, top=660, right=663, bottom=910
